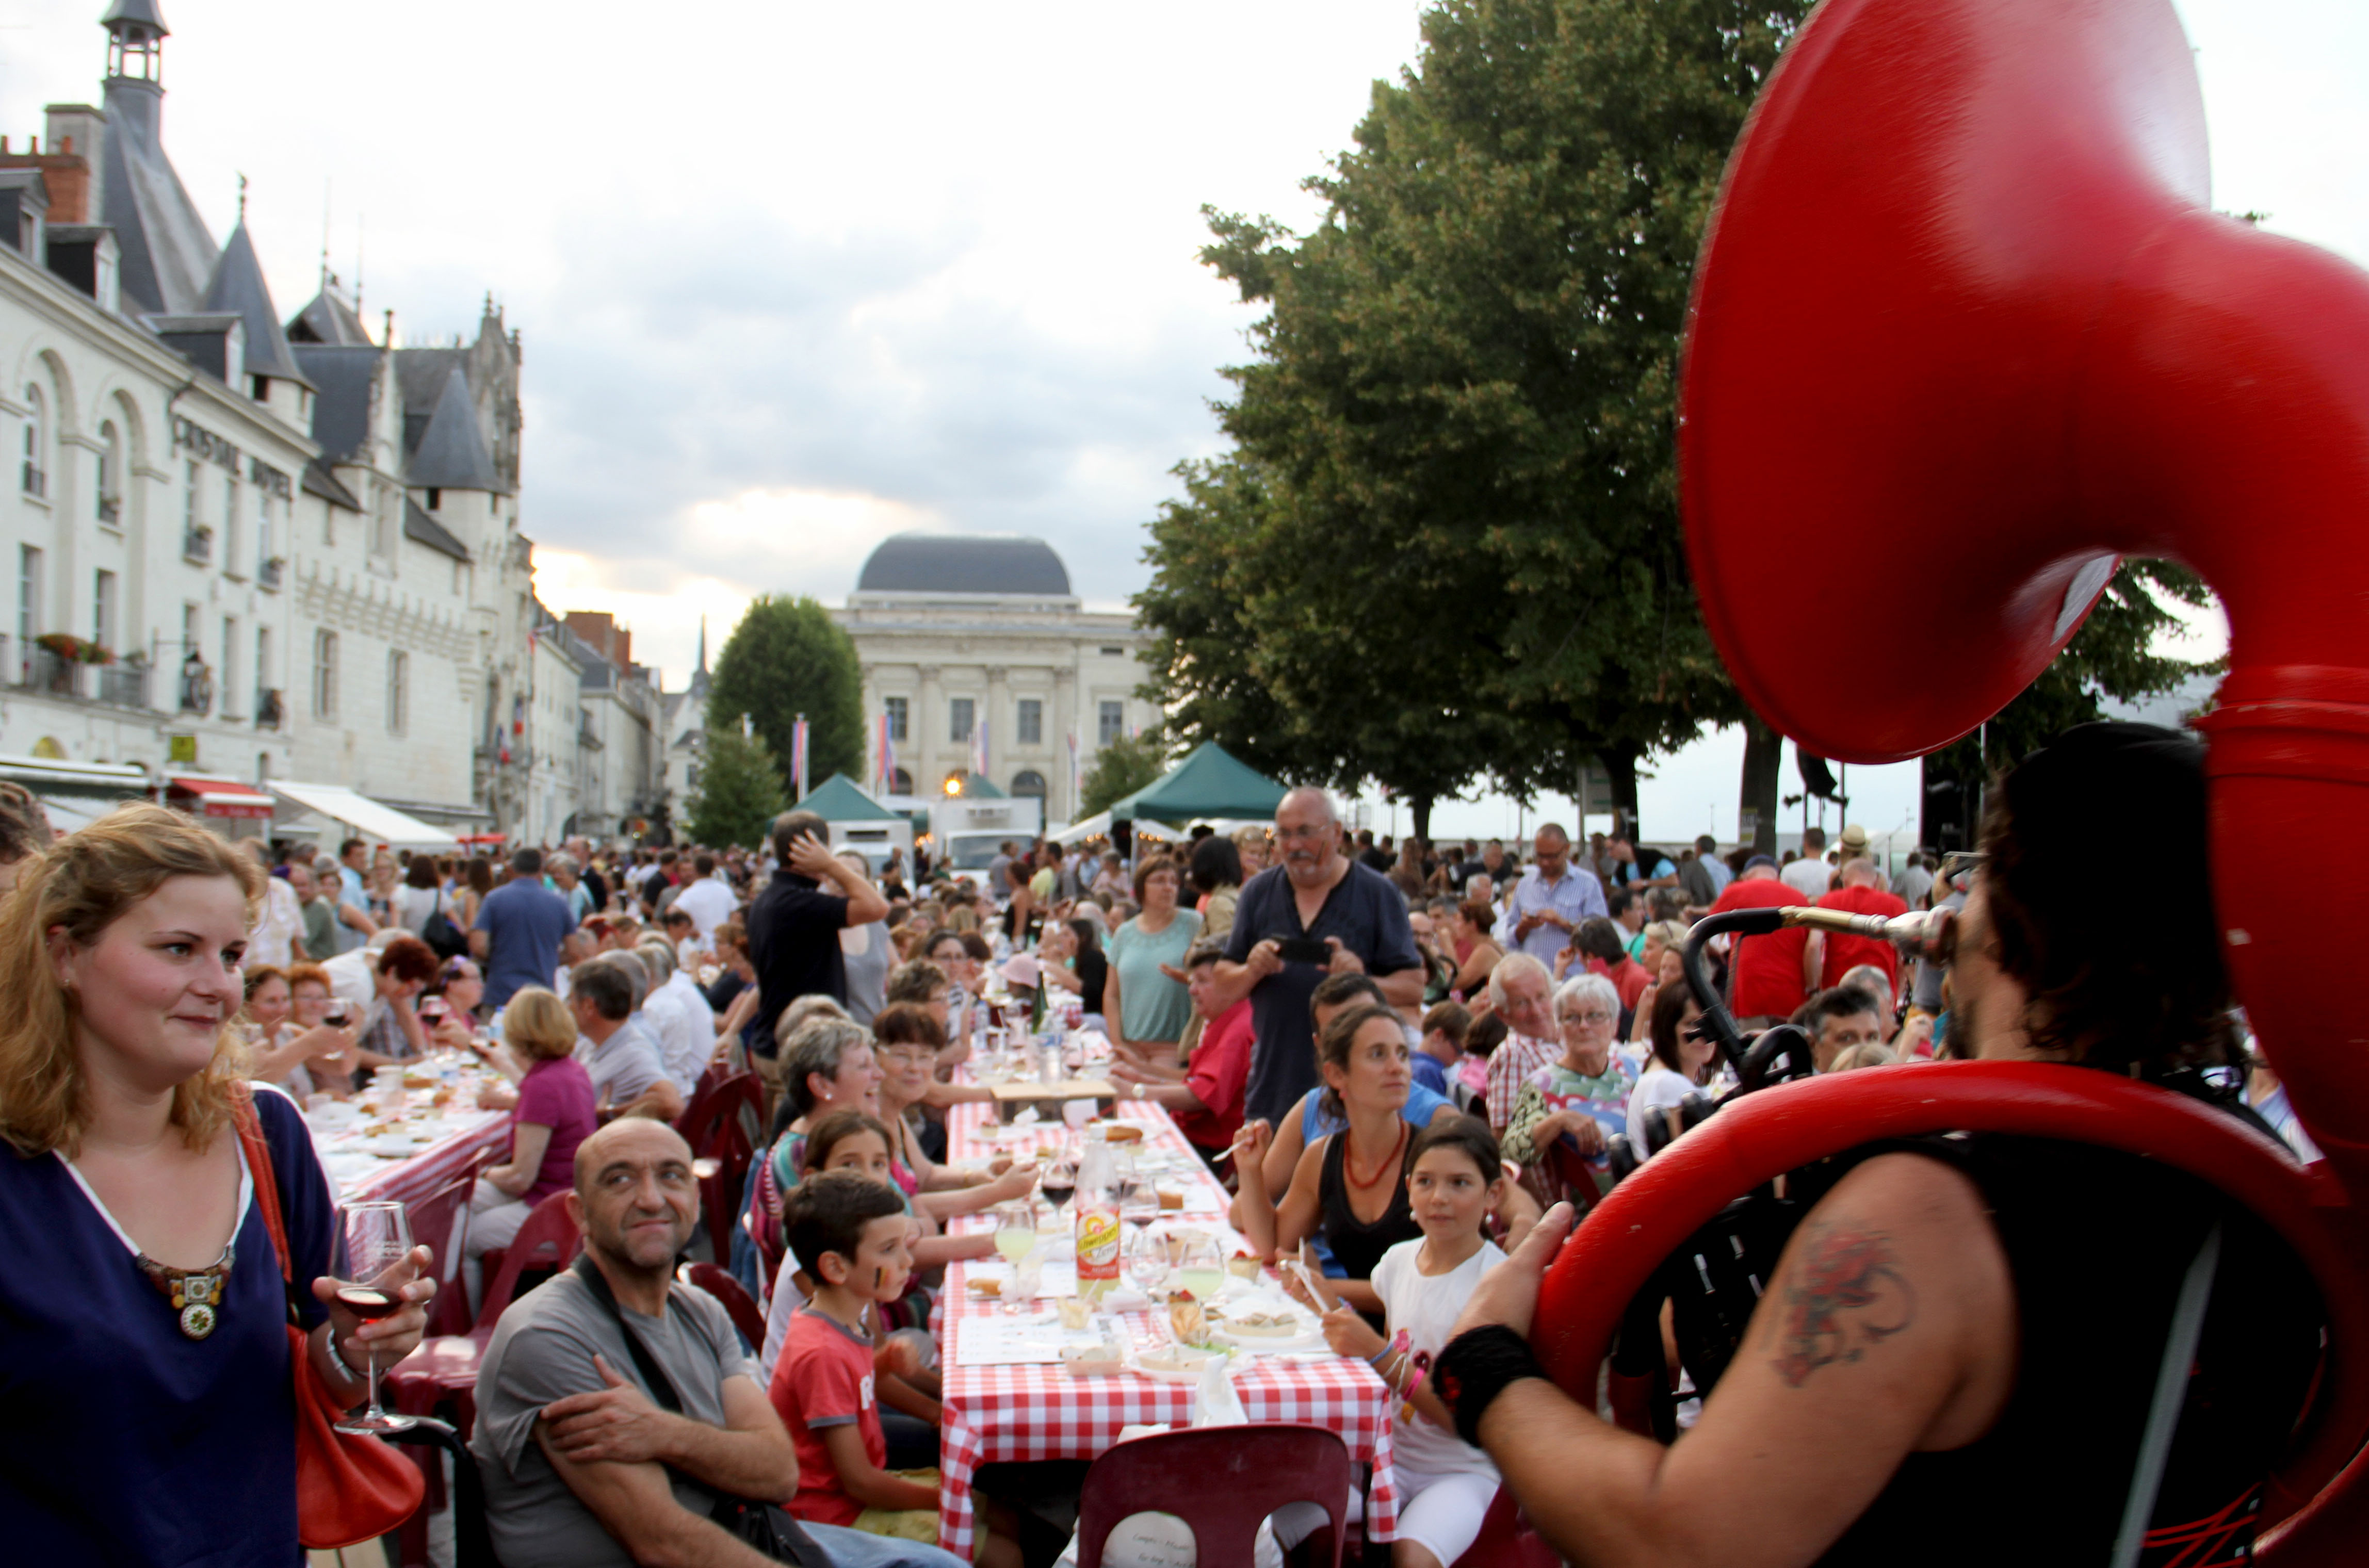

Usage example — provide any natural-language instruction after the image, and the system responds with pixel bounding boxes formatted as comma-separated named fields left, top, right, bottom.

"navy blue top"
left=1223, top=861, right=1423, bottom=1125
left=474, top=878, right=579, bottom=1008
left=0, top=1085, right=337, bottom=1566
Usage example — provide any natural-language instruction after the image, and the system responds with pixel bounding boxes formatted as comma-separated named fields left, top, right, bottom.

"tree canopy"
left=1138, top=0, right=2216, bottom=844
left=1080, top=733, right=1167, bottom=818
left=708, top=596, right=864, bottom=796
left=685, top=721, right=788, bottom=850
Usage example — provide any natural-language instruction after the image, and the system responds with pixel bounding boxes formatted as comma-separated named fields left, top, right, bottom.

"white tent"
left=1052, top=811, right=1188, bottom=848
left=268, top=781, right=460, bottom=852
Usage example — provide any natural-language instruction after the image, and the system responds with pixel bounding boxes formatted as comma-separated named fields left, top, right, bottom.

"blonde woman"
left=461, top=988, right=596, bottom=1312
left=0, top=805, right=432, bottom=1562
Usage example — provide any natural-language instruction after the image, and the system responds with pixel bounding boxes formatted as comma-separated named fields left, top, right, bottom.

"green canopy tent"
left=1108, top=742, right=1289, bottom=827
left=794, top=773, right=912, bottom=872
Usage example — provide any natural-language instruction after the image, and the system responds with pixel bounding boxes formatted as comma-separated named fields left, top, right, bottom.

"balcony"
left=96, top=495, right=121, bottom=527
left=27, top=645, right=82, bottom=699
left=178, top=660, right=215, bottom=716
left=256, top=687, right=283, bottom=729
left=258, top=557, right=284, bottom=590
left=21, top=463, right=45, bottom=499
left=96, top=664, right=150, bottom=708
left=182, top=526, right=213, bottom=565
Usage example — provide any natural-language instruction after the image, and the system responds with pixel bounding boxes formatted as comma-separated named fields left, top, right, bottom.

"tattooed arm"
left=1455, top=1152, right=2015, bottom=1568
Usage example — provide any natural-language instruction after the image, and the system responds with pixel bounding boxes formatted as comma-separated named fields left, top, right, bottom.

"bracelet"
left=1400, top=1361, right=1429, bottom=1419
left=323, top=1327, right=364, bottom=1386
left=1435, top=1324, right=1549, bottom=1449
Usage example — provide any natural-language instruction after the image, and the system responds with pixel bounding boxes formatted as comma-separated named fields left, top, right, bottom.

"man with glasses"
left=1505, top=824, right=1609, bottom=966
left=1211, top=787, right=1424, bottom=1125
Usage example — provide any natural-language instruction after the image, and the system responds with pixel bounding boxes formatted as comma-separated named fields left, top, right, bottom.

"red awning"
left=457, top=832, right=506, bottom=846
left=167, top=776, right=275, bottom=820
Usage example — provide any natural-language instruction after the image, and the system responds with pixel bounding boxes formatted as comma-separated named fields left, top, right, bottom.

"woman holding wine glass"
left=0, top=806, right=434, bottom=1563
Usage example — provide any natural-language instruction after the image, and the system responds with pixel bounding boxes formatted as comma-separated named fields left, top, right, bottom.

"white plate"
left=1129, top=1346, right=1224, bottom=1383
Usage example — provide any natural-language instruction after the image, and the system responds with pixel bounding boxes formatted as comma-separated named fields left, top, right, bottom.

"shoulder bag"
left=569, top=1254, right=831, bottom=1565
left=233, top=1086, right=427, bottom=1548
left=420, top=887, right=469, bottom=962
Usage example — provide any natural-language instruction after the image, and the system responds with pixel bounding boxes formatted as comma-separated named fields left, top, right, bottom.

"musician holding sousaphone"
left=1435, top=725, right=2325, bottom=1565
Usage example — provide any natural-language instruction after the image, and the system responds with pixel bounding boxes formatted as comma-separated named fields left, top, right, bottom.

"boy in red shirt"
left=1705, top=856, right=1816, bottom=1023
left=770, top=1171, right=1023, bottom=1564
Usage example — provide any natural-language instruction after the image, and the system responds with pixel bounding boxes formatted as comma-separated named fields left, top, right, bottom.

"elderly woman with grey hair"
left=1497, top=971, right=1637, bottom=1204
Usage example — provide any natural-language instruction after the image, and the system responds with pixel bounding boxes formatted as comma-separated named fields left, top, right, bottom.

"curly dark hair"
left=1977, top=722, right=2236, bottom=1073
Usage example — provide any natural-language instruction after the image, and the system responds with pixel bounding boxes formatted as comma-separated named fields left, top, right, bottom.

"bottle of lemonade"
left=1074, top=1128, right=1121, bottom=1301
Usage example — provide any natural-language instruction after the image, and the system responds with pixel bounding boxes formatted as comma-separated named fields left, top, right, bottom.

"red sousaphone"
left=1508, top=0, right=2369, bottom=1559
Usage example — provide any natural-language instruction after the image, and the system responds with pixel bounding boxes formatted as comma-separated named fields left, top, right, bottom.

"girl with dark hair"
left=1625, top=971, right=1718, bottom=1158
left=1232, top=1003, right=1421, bottom=1319
left=1187, top=835, right=1243, bottom=939
left=1315, top=1115, right=1509, bottom=1568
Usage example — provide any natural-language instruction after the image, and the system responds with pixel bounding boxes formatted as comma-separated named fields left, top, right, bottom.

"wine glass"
left=1176, top=1235, right=1225, bottom=1302
left=1040, top=1161, right=1077, bottom=1223
left=1119, top=1178, right=1159, bottom=1232
left=332, top=1200, right=417, bottom=1434
left=1126, top=1227, right=1170, bottom=1296
left=992, top=1202, right=1038, bottom=1315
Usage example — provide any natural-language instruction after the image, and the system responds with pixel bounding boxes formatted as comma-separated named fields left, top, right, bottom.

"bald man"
left=471, top=1120, right=960, bottom=1568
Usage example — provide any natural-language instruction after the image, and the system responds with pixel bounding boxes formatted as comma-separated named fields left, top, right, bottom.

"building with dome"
left=831, top=533, right=1157, bottom=824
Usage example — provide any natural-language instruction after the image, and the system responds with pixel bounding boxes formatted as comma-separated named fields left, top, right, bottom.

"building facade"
left=832, top=533, right=1158, bottom=826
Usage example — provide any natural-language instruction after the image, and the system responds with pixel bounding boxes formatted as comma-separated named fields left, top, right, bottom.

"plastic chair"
left=1076, top=1425, right=1353, bottom=1568
left=681, top=1261, right=768, bottom=1352
left=1452, top=1485, right=1561, bottom=1568
left=675, top=1071, right=762, bottom=1260
left=385, top=1189, right=582, bottom=1444
left=410, top=1164, right=492, bottom=1340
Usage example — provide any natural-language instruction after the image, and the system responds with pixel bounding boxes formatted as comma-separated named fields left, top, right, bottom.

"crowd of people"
left=0, top=731, right=2333, bottom=1566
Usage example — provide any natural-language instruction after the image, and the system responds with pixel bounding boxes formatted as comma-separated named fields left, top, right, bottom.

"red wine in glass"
left=1041, top=1169, right=1075, bottom=1218
left=334, top=1286, right=402, bottom=1320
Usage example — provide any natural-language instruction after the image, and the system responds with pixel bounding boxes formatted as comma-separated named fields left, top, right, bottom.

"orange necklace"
left=1345, top=1119, right=1409, bottom=1190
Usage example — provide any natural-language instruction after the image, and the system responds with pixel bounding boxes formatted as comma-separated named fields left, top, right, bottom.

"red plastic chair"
left=1452, top=1487, right=1559, bottom=1568
left=409, top=1164, right=494, bottom=1340
left=1076, top=1426, right=1352, bottom=1568
left=385, top=1190, right=582, bottom=1442
left=674, top=1071, right=762, bottom=1260
left=680, top=1261, right=768, bottom=1352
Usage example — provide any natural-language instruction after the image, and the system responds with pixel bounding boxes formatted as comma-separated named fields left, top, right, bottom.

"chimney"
left=45, top=106, right=106, bottom=222
left=0, top=117, right=92, bottom=224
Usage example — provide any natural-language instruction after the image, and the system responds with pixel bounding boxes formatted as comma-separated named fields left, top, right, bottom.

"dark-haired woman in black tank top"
left=1232, top=1003, right=1422, bottom=1320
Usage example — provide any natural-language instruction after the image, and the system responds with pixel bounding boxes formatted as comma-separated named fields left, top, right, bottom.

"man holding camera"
left=1210, top=787, right=1423, bottom=1125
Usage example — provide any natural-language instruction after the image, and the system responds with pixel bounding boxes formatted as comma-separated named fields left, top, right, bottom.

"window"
left=255, top=625, right=271, bottom=708
left=949, top=697, right=974, bottom=743
left=889, top=766, right=913, bottom=794
left=95, top=422, right=120, bottom=524
left=220, top=616, right=238, bottom=716
left=1100, top=646, right=1124, bottom=657
left=18, top=545, right=42, bottom=660
left=885, top=695, right=908, bottom=741
left=93, top=570, right=116, bottom=652
left=1011, top=770, right=1047, bottom=799
left=313, top=629, right=338, bottom=720
left=386, top=649, right=409, bottom=734
left=256, top=486, right=272, bottom=572
left=426, top=487, right=441, bottom=511
left=1017, top=698, right=1042, bottom=746
left=221, top=476, right=241, bottom=572
left=21, top=385, right=45, bottom=498
left=1098, top=700, right=1125, bottom=746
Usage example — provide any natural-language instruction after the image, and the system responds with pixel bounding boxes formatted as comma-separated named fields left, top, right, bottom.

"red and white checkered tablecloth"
left=339, top=1110, right=510, bottom=1212
left=932, top=1093, right=1399, bottom=1557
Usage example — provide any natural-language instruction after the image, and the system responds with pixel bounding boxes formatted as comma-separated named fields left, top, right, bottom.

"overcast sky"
left=2, top=0, right=2349, bottom=841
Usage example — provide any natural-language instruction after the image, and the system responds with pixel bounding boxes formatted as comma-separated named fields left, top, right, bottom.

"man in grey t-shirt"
left=472, top=1119, right=960, bottom=1568
left=569, top=958, right=681, bottom=1122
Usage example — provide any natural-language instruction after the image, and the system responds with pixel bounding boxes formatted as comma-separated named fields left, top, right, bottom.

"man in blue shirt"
left=472, top=847, right=578, bottom=1009
left=1503, top=824, right=1608, bottom=967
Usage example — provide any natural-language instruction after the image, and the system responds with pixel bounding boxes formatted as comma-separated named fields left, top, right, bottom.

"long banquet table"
left=931, top=1092, right=1400, bottom=1557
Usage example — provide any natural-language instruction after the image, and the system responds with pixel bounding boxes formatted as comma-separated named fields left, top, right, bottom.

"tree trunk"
left=1411, top=795, right=1434, bottom=843
left=1601, top=747, right=1641, bottom=841
left=1739, top=714, right=1784, bottom=856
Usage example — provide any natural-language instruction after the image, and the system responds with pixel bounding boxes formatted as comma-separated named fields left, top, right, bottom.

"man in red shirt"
left=1816, top=857, right=1910, bottom=996
left=1108, top=941, right=1253, bottom=1162
left=1705, top=856, right=1816, bottom=1024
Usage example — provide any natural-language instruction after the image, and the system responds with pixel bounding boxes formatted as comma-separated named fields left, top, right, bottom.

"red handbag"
left=233, top=1088, right=427, bottom=1549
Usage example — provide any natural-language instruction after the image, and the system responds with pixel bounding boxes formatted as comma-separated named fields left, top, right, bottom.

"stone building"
left=832, top=533, right=1158, bottom=825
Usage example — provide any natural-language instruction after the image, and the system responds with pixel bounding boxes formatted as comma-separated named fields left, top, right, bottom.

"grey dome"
left=856, top=533, right=1071, bottom=596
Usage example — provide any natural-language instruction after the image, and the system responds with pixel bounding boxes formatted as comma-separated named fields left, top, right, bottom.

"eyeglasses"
left=1275, top=824, right=1334, bottom=842
left=1560, top=1010, right=1615, bottom=1027
left=1939, top=851, right=1989, bottom=891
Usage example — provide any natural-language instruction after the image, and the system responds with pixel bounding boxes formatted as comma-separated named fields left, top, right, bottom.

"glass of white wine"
left=992, top=1201, right=1038, bottom=1315
left=1176, top=1234, right=1225, bottom=1302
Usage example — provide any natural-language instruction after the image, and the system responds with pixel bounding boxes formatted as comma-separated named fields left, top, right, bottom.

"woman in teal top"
left=1103, top=853, right=1204, bottom=1068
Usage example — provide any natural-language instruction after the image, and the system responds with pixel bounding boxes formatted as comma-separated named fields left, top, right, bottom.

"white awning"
left=1051, top=811, right=1186, bottom=848
left=268, top=781, right=461, bottom=851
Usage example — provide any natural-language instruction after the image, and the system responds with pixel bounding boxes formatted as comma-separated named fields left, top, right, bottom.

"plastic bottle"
left=1074, top=1128, right=1121, bottom=1301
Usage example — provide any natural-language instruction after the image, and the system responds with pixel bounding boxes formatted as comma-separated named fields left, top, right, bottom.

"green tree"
left=1141, top=0, right=1816, bottom=840
left=685, top=721, right=788, bottom=850
left=708, top=596, right=863, bottom=798
left=1080, top=733, right=1167, bottom=818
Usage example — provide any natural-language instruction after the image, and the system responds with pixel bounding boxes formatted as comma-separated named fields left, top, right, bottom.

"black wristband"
left=1436, top=1324, right=1550, bottom=1449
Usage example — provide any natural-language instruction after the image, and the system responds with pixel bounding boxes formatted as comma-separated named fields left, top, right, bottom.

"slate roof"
left=854, top=533, right=1072, bottom=597
left=405, top=366, right=506, bottom=492
left=302, top=457, right=361, bottom=512
left=291, top=344, right=380, bottom=462
left=102, top=0, right=170, bottom=32
left=402, top=499, right=470, bottom=562
left=288, top=283, right=371, bottom=347
left=201, top=223, right=311, bottom=388
left=99, top=78, right=215, bottom=316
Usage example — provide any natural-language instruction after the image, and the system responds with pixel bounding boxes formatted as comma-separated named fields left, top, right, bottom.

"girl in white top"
left=1626, top=976, right=1724, bottom=1159
left=1312, top=1116, right=1510, bottom=1568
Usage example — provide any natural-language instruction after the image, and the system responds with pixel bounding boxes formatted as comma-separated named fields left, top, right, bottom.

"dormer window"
left=426, top=488, right=442, bottom=511
left=250, top=375, right=268, bottom=403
